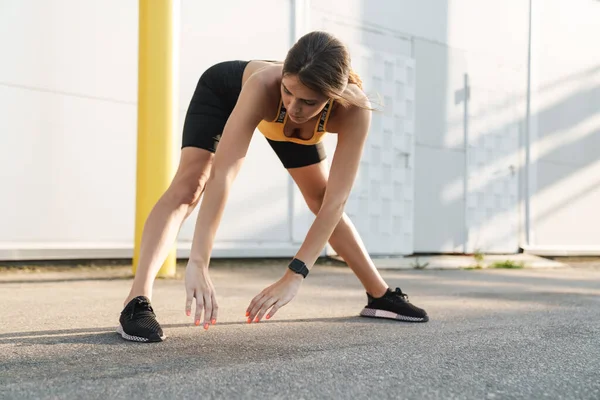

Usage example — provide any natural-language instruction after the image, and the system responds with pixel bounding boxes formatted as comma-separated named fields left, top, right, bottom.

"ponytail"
left=348, top=69, right=363, bottom=89
left=338, top=68, right=376, bottom=110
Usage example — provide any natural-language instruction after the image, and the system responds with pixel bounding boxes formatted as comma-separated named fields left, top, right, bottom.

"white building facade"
left=1, top=0, right=599, bottom=260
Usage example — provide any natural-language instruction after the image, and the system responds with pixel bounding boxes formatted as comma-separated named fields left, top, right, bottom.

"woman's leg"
left=288, top=161, right=388, bottom=298
left=125, top=147, right=214, bottom=304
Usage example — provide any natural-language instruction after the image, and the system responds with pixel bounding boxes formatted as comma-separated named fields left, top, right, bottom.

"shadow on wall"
left=413, top=39, right=600, bottom=254
left=461, top=71, right=600, bottom=251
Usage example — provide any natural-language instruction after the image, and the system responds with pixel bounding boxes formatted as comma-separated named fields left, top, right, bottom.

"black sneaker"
left=359, top=287, right=429, bottom=322
left=117, top=296, right=166, bottom=342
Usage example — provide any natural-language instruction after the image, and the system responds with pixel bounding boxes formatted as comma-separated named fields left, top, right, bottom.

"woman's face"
left=281, top=74, right=329, bottom=124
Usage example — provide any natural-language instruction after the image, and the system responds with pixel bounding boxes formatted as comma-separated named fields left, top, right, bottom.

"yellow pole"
left=134, top=0, right=177, bottom=277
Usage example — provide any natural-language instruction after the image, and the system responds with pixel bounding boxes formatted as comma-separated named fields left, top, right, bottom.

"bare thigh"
left=287, top=161, right=329, bottom=213
left=166, top=147, right=215, bottom=208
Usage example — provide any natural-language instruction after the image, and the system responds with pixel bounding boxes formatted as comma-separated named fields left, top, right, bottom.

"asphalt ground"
left=1, top=260, right=599, bottom=399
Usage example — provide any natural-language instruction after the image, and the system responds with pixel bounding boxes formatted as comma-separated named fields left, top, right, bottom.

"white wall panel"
left=177, top=0, right=294, bottom=247
left=528, top=0, right=600, bottom=250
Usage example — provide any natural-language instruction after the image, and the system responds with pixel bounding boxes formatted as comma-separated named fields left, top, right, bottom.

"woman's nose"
left=290, top=101, right=302, bottom=113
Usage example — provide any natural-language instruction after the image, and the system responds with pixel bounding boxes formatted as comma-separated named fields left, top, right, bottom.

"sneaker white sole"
left=116, top=324, right=166, bottom=342
left=360, top=307, right=429, bottom=322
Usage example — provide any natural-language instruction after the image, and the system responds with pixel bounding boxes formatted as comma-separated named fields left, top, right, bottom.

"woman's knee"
left=165, top=148, right=214, bottom=207
left=166, top=169, right=210, bottom=207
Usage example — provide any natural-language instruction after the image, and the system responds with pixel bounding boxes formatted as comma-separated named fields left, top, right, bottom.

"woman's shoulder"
left=239, top=61, right=283, bottom=120
left=242, top=61, right=282, bottom=88
left=328, top=84, right=371, bottom=132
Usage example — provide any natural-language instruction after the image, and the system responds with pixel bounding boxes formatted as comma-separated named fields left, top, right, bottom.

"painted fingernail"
left=211, top=319, right=216, bottom=325
left=204, top=323, right=209, bottom=330
left=195, top=320, right=200, bottom=326
left=255, top=317, right=259, bottom=323
left=247, top=318, right=251, bottom=323
left=186, top=310, right=191, bottom=316
left=266, top=315, right=271, bottom=320
left=245, top=311, right=249, bottom=317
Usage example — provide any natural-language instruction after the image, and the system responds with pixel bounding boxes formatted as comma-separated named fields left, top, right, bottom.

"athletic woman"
left=117, top=31, right=428, bottom=343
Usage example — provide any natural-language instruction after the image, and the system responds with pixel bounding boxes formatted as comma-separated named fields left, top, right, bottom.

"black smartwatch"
left=288, top=258, right=309, bottom=278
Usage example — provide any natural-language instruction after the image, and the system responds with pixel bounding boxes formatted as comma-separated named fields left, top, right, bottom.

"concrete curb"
left=329, top=253, right=569, bottom=270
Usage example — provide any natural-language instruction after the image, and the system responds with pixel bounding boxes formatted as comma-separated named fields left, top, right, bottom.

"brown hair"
left=283, top=31, right=370, bottom=109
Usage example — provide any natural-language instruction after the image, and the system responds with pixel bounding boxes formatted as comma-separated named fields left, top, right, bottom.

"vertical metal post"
left=523, top=0, right=533, bottom=247
left=463, top=73, right=471, bottom=253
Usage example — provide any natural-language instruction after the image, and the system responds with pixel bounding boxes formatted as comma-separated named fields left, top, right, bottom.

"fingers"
left=246, top=292, right=264, bottom=318
left=210, top=292, right=218, bottom=326
left=246, top=292, right=266, bottom=322
left=266, top=302, right=281, bottom=320
left=247, top=293, right=269, bottom=323
left=203, top=294, right=212, bottom=330
left=255, top=298, right=277, bottom=322
left=190, top=291, right=217, bottom=331
left=194, top=294, right=204, bottom=327
left=185, top=287, right=194, bottom=317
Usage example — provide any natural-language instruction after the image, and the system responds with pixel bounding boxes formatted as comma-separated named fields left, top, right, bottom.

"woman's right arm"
left=184, top=73, right=270, bottom=327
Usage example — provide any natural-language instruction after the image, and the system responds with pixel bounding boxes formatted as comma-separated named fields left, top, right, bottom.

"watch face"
left=289, top=259, right=308, bottom=277
left=289, top=259, right=302, bottom=269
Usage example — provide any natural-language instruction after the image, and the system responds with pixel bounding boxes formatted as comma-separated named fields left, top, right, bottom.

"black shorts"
left=181, top=60, right=327, bottom=169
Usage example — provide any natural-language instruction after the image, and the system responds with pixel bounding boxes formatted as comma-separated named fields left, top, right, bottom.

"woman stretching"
left=117, top=31, right=428, bottom=343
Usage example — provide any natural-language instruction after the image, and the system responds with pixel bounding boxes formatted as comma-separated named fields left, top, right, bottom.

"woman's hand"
left=246, top=270, right=303, bottom=323
left=185, top=260, right=218, bottom=330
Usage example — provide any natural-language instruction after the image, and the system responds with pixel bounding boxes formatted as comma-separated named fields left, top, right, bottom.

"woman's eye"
left=283, top=87, right=291, bottom=94
left=304, top=101, right=316, bottom=106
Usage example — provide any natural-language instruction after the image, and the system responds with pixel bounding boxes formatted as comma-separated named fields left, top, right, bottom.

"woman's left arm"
left=294, top=106, right=371, bottom=268
left=246, top=106, right=371, bottom=323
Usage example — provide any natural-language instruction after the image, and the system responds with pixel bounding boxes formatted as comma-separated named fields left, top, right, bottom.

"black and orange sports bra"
left=256, top=97, right=335, bottom=145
